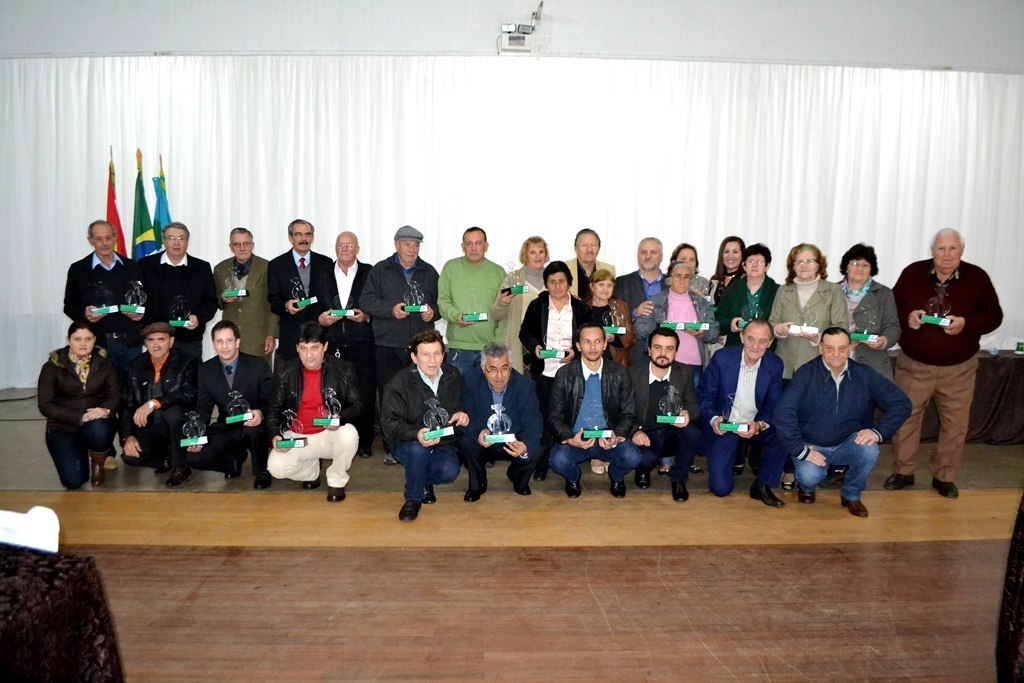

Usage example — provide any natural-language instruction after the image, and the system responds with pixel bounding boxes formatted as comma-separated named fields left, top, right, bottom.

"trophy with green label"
left=169, top=295, right=191, bottom=327
left=330, top=293, right=354, bottom=318
left=225, top=390, right=253, bottom=425
left=505, top=261, right=529, bottom=295
left=222, top=265, right=248, bottom=299
left=738, top=302, right=761, bottom=330
left=422, top=398, right=453, bottom=440
left=179, top=411, right=208, bottom=446
left=602, top=308, right=626, bottom=336
left=922, top=288, right=952, bottom=327
left=656, top=386, right=687, bottom=425
left=485, top=403, right=516, bottom=445
left=277, top=409, right=306, bottom=449
left=540, top=330, right=567, bottom=359
left=718, top=394, right=748, bottom=433
left=403, top=279, right=427, bottom=313
left=790, top=309, right=818, bottom=337
left=580, top=402, right=611, bottom=440
left=850, top=308, right=879, bottom=343
left=291, top=277, right=317, bottom=310
left=91, top=281, right=119, bottom=316
left=120, top=280, right=147, bottom=314
left=462, top=293, right=488, bottom=323
left=313, top=387, right=342, bottom=427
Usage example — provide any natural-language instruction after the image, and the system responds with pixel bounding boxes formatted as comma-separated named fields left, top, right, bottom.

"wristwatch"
left=756, top=420, right=769, bottom=432
left=147, top=400, right=157, bottom=410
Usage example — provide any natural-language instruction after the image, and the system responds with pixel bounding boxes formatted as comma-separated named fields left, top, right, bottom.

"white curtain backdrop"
left=1, top=55, right=1021, bottom=388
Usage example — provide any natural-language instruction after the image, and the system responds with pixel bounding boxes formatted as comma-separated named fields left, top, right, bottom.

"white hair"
left=930, top=228, right=964, bottom=250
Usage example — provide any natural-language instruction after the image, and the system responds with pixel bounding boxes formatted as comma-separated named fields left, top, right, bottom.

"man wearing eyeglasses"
left=884, top=228, right=1003, bottom=499
left=267, top=219, right=336, bottom=362
left=458, top=342, right=543, bottom=502
left=321, top=231, right=376, bottom=459
left=138, top=222, right=218, bottom=361
left=214, top=227, right=278, bottom=362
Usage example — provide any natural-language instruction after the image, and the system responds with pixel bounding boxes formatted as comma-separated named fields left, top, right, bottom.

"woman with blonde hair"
left=492, top=236, right=548, bottom=373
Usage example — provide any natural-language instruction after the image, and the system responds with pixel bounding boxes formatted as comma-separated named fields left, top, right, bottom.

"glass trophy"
left=656, top=386, right=687, bottom=425
left=330, top=293, right=354, bottom=318
left=179, top=411, right=208, bottom=447
left=224, top=390, right=253, bottom=425
left=169, top=295, right=191, bottom=327
left=738, top=303, right=761, bottom=330
left=580, top=401, right=612, bottom=440
left=505, top=261, right=529, bottom=295
left=422, top=398, right=453, bottom=440
left=119, top=280, right=147, bottom=314
left=291, top=276, right=317, bottom=310
left=484, top=403, right=517, bottom=445
left=91, top=281, right=119, bottom=316
left=790, top=309, right=818, bottom=337
left=277, top=409, right=307, bottom=448
left=602, top=308, right=626, bottom=336
left=313, top=387, right=342, bottom=427
left=222, top=265, right=248, bottom=299
left=403, top=280, right=427, bottom=313
left=718, top=393, right=748, bottom=433
left=462, top=293, right=488, bottom=323
left=539, top=331, right=567, bottom=359
left=922, top=288, right=952, bottom=327
left=850, top=308, right=879, bottom=343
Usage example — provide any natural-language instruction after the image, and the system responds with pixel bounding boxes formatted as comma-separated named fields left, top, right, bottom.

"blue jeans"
left=702, top=427, right=787, bottom=496
left=636, top=425, right=701, bottom=483
left=550, top=439, right=641, bottom=484
left=45, top=419, right=116, bottom=489
left=446, top=349, right=481, bottom=377
left=394, top=441, right=461, bottom=502
left=792, top=433, right=879, bottom=501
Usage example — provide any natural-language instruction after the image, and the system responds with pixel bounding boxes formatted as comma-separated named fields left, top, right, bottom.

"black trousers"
left=186, top=422, right=270, bottom=475
left=335, top=345, right=376, bottom=452
left=123, top=405, right=186, bottom=469
left=460, top=435, right=538, bottom=492
left=375, top=346, right=413, bottom=454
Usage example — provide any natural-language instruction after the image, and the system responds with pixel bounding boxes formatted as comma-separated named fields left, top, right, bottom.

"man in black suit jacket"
left=266, top=218, right=337, bottom=362
left=322, top=231, right=376, bottom=458
left=187, top=321, right=274, bottom=489
left=137, top=222, right=219, bottom=361
left=615, top=237, right=666, bottom=367
left=628, top=328, right=701, bottom=502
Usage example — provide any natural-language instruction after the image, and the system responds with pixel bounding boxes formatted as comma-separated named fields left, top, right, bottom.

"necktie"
left=225, top=364, right=234, bottom=388
left=299, top=257, right=307, bottom=270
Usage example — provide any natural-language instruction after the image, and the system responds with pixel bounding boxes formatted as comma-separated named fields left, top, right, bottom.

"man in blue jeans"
left=775, top=327, right=911, bottom=517
left=547, top=323, right=641, bottom=498
left=380, top=329, right=469, bottom=522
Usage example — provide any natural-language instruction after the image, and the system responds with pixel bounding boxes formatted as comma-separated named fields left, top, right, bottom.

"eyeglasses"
left=744, top=259, right=766, bottom=266
left=335, top=244, right=357, bottom=250
left=794, top=259, right=817, bottom=266
left=165, top=235, right=188, bottom=243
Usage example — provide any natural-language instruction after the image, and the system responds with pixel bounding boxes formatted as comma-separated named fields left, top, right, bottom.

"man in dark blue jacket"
left=459, top=343, right=543, bottom=501
left=775, top=327, right=911, bottom=517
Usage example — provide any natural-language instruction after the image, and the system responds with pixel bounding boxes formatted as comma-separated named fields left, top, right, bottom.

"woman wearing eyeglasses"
left=715, top=243, right=780, bottom=348
left=837, top=243, right=900, bottom=381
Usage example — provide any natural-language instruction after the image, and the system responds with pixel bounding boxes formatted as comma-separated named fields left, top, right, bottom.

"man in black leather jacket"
left=121, top=322, right=199, bottom=487
left=548, top=323, right=641, bottom=498
left=266, top=322, right=363, bottom=502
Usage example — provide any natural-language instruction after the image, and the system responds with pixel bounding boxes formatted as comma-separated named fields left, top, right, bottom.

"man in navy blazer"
left=775, top=327, right=911, bottom=517
left=188, top=321, right=274, bottom=489
left=459, top=342, right=543, bottom=501
left=698, top=319, right=787, bottom=507
left=267, top=218, right=337, bottom=361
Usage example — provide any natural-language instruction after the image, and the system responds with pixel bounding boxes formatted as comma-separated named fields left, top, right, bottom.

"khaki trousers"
left=891, top=352, right=978, bottom=482
left=268, top=424, right=358, bottom=488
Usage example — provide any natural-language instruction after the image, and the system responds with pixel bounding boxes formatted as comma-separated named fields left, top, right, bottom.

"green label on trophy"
left=683, top=322, right=709, bottom=331
left=659, top=322, right=686, bottom=330
left=583, top=429, right=613, bottom=439
left=222, top=288, right=247, bottom=298
left=539, top=349, right=566, bottom=359
left=510, top=284, right=529, bottom=294
left=849, top=332, right=878, bottom=343
left=719, top=422, right=749, bottom=433
left=179, top=411, right=207, bottom=446
left=276, top=438, right=306, bottom=449
left=330, top=309, right=354, bottom=318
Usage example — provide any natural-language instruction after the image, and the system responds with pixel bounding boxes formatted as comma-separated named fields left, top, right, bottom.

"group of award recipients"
left=41, top=219, right=1002, bottom=523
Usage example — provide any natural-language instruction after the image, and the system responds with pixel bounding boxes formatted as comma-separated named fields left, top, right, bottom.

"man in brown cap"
left=120, top=322, right=199, bottom=486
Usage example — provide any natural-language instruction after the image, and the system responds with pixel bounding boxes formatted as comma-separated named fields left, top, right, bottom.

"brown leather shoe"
left=841, top=497, right=869, bottom=517
left=797, top=488, right=815, bottom=504
left=89, top=451, right=108, bottom=487
left=165, top=466, right=191, bottom=487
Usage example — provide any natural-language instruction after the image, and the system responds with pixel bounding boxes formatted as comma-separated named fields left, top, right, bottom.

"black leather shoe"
left=253, top=472, right=272, bottom=490
left=687, top=464, right=703, bottom=474
left=165, top=466, right=191, bottom=487
left=423, top=485, right=437, bottom=504
left=565, top=479, right=582, bottom=498
left=932, top=477, right=959, bottom=498
left=224, top=457, right=244, bottom=479
left=155, top=458, right=172, bottom=474
left=327, top=486, right=346, bottom=502
left=398, top=499, right=421, bottom=522
left=634, top=472, right=651, bottom=489
left=513, top=485, right=532, bottom=496
left=302, top=478, right=321, bottom=490
left=464, top=489, right=483, bottom=503
left=732, top=464, right=745, bottom=476
left=841, top=497, right=869, bottom=517
left=797, top=488, right=816, bottom=504
left=610, top=480, right=626, bottom=498
left=750, top=482, right=785, bottom=507
left=533, top=467, right=548, bottom=481
left=356, top=448, right=372, bottom=459
left=671, top=481, right=689, bottom=502
left=884, top=473, right=915, bottom=490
